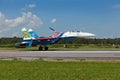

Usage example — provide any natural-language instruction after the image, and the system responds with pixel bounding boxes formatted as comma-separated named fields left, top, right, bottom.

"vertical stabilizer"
left=49, top=27, right=55, bottom=31
left=21, top=28, right=32, bottom=40
left=49, top=27, right=61, bottom=38
left=28, top=29, right=39, bottom=38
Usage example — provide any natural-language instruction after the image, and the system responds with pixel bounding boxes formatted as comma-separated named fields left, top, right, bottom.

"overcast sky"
left=0, top=0, right=120, bottom=38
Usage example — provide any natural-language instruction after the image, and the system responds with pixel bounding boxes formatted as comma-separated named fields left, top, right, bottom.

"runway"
left=0, top=50, right=120, bottom=61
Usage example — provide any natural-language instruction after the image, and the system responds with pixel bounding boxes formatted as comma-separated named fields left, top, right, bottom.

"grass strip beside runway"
left=0, top=60, right=120, bottom=80
left=1, top=44, right=120, bottom=51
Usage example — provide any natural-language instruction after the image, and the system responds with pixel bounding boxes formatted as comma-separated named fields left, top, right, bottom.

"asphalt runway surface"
left=0, top=50, right=120, bottom=61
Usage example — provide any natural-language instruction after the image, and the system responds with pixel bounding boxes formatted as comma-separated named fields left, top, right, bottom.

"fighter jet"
left=16, top=27, right=95, bottom=50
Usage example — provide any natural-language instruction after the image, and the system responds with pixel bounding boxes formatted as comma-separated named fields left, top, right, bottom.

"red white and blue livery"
left=16, top=27, right=95, bottom=50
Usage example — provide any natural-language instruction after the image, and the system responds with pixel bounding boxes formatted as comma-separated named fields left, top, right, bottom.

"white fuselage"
left=61, top=31, right=95, bottom=38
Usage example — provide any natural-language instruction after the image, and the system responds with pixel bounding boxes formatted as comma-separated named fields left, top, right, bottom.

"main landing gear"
left=38, top=46, right=48, bottom=51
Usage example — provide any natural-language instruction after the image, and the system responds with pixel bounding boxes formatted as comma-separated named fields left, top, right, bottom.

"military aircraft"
left=16, top=27, right=95, bottom=50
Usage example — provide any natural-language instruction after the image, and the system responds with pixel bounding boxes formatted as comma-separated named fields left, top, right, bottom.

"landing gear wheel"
left=44, top=46, right=48, bottom=51
left=39, top=46, right=43, bottom=51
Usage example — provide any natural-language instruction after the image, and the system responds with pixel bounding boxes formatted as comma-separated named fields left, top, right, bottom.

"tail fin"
left=50, top=32, right=60, bottom=38
left=49, top=27, right=61, bottom=38
left=49, top=27, right=55, bottom=31
left=21, top=28, right=33, bottom=40
left=49, top=27, right=59, bottom=33
left=28, top=29, right=39, bottom=39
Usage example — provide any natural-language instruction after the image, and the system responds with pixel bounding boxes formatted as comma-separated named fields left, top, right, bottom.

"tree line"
left=0, top=37, right=22, bottom=44
left=0, top=37, right=120, bottom=45
left=57, top=38, right=120, bottom=45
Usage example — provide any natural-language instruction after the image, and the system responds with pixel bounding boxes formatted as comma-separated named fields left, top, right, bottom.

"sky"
left=0, top=0, right=120, bottom=38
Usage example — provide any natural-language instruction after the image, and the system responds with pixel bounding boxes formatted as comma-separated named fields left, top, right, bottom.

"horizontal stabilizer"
left=15, top=41, right=33, bottom=47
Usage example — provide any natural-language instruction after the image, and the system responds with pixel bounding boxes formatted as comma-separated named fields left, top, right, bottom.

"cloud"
left=28, top=4, right=36, bottom=8
left=112, top=4, right=120, bottom=9
left=0, top=12, right=43, bottom=37
left=51, top=18, right=56, bottom=24
left=21, top=4, right=36, bottom=11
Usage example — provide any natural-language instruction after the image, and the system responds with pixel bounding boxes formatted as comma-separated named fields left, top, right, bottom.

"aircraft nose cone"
left=89, top=33, right=95, bottom=37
